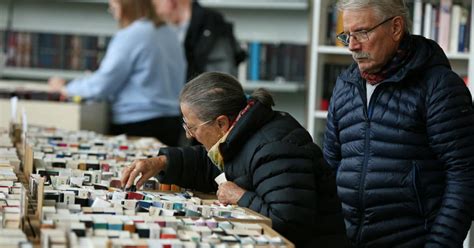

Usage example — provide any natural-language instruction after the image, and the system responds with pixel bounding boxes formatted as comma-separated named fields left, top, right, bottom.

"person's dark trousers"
left=110, top=116, right=181, bottom=147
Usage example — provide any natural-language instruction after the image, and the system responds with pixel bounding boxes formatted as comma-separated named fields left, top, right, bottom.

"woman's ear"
left=215, top=115, right=231, bottom=132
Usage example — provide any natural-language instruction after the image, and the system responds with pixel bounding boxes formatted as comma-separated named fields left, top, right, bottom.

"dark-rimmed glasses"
left=336, top=16, right=396, bottom=46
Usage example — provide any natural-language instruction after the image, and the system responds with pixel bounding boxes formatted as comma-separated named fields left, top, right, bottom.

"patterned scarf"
left=207, top=99, right=256, bottom=171
left=361, top=34, right=413, bottom=85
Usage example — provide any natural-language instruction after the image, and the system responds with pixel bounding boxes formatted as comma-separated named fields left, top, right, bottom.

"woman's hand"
left=121, top=156, right=167, bottom=189
left=217, top=181, right=246, bottom=205
left=48, top=77, right=68, bottom=96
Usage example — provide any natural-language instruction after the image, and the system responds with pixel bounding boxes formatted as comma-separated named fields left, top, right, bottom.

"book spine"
left=248, top=41, right=260, bottom=81
left=438, top=0, right=452, bottom=52
left=449, top=5, right=462, bottom=53
left=423, top=3, right=433, bottom=39
left=413, top=0, right=423, bottom=35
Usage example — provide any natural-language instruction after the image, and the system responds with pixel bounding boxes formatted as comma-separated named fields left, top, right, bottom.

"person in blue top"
left=49, top=0, right=186, bottom=146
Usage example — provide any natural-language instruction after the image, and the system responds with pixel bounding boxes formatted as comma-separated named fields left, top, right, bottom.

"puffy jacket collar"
left=218, top=101, right=275, bottom=160
left=340, top=35, right=451, bottom=85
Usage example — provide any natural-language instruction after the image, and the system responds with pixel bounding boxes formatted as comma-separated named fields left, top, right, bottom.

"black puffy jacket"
left=158, top=101, right=348, bottom=247
left=324, top=35, right=474, bottom=247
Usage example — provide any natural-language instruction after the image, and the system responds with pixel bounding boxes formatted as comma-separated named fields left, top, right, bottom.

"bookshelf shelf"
left=200, top=0, right=307, bottom=10
left=317, top=46, right=351, bottom=55
left=314, top=110, right=328, bottom=119
left=2, top=67, right=86, bottom=81
left=317, top=46, right=470, bottom=60
left=61, top=0, right=308, bottom=10
left=307, top=0, right=474, bottom=145
left=0, top=0, right=310, bottom=126
left=445, top=52, right=471, bottom=60
left=242, top=81, right=305, bottom=93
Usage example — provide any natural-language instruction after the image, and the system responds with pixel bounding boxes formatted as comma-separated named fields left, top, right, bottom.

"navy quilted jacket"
left=158, top=101, right=348, bottom=247
left=324, top=35, right=474, bottom=247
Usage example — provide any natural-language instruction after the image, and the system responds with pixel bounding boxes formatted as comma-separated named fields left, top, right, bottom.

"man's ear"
left=391, top=16, right=404, bottom=41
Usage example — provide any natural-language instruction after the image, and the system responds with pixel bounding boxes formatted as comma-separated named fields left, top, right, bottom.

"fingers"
left=120, top=165, right=133, bottom=187
left=126, top=167, right=141, bottom=188
left=136, top=169, right=155, bottom=189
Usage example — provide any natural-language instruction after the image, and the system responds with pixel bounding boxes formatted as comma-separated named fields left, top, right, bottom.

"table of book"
left=0, top=125, right=294, bottom=248
left=0, top=80, right=108, bottom=133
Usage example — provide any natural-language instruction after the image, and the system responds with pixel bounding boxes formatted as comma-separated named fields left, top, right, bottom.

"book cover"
left=423, top=3, right=433, bottom=39
left=449, top=5, right=461, bottom=53
left=247, top=41, right=260, bottom=81
left=438, top=0, right=452, bottom=52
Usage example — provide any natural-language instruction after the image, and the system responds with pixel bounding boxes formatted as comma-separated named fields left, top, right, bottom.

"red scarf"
left=361, top=35, right=413, bottom=85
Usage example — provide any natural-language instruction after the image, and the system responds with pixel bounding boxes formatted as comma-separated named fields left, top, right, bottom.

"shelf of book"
left=3, top=67, right=86, bottom=80
left=200, top=0, right=307, bottom=10
left=308, top=0, right=474, bottom=142
left=61, top=0, right=308, bottom=10
left=317, top=46, right=351, bottom=55
left=242, top=81, right=305, bottom=93
left=314, top=110, right=328, bottom=119
left=317, top=45, right=471, bottom=59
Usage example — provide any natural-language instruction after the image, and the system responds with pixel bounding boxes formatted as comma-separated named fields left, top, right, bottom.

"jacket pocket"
left=411, top=161, right=425, bottom=218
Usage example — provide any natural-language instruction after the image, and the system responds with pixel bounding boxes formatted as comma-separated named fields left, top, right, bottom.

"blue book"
left=248, top=41, right=260, bottom=81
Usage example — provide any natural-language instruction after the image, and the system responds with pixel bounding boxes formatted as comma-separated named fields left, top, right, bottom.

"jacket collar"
left=341, top=35, right=451, bottom=86
left=218, top=101, right=275, bottom=161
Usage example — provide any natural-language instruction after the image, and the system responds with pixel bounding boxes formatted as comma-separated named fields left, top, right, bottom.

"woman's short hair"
left=180, top=72, right=274, bottom=122
left=337, top=0, right=410, bottom=32
left=117, top=0, right=163, bottom=27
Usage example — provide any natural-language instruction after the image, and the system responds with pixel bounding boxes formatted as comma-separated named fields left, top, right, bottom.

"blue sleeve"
left=66, top=35, right=133, bottom=99
left=323, top=79, right=342, bottom=172
left=425, top=71, right=474, bottom=247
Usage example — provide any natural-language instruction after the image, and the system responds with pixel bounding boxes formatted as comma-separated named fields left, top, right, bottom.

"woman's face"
left=181, top=103, right=224, bottom=151
left=108, top=0, right=122, bottom=21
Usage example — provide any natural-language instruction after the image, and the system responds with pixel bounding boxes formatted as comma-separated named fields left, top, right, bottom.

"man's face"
left=343, top=9, right=398, bottom=73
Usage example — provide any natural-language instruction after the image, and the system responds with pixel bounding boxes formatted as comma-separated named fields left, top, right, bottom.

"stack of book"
left=20, top=126, right=292, bottom=247
left=0, top=130, right=30, bottom=247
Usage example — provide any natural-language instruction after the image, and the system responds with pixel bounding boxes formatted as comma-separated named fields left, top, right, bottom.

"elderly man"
left=324, top=0, right=474, bottom=247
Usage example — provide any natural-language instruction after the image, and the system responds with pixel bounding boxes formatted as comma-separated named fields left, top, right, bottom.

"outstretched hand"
left=121, top=156, right=167, bottom=189
left=48, top=76, right=68, bottom=96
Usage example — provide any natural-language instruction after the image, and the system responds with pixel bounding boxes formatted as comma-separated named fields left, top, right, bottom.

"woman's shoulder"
left=115, top=19, right=155, bottom=37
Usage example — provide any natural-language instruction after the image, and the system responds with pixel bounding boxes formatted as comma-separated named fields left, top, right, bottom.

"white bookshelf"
left=0, top=0, right=310, bottom=125
left=200, top=0, right=307, bottom=10
left=307, top=1, right=474, bottom=246
left=242, top=81, right=305, bottom=93
left=3, top=67, right=86, bottom=80
left=307, top=0, right=474, bottom=142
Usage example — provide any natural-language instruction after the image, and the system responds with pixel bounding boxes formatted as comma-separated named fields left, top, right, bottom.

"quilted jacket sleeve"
left=324, top=78, right=342, bottom=171
left=156, top=146, right=221, bottom=193
left=425, top=70, right=474, bottom=247
left=237, top=138, right=319, bottom=243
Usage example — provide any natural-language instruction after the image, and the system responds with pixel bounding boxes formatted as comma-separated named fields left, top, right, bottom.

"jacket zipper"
left=355, top=82, right=383, bottom=244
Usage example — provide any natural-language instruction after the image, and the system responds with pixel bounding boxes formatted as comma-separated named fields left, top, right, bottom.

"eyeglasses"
left=336, top=16, right=396, bottom=46
left=182, top=118, right=214, bottom=137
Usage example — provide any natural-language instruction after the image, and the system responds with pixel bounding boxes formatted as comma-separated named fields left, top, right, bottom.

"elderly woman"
left=121, top=72, right=348, bottom=247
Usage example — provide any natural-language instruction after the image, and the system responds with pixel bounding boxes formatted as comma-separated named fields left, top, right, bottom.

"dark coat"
left=184, top=2, right=246, bottom=80
left=158, top=101, right=348, bottom=247
left=324, top=35, right=474, bottom=247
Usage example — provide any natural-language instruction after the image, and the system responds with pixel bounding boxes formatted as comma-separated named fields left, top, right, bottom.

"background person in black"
left=152, top=0, right=246, bottom=81
left=121, top=72, right=349, bottom=247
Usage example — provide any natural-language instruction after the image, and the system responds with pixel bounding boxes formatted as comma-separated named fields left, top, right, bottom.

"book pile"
left=0, top=131, right=30, bottom=247
left=22, top=126, right=291, bottom=247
